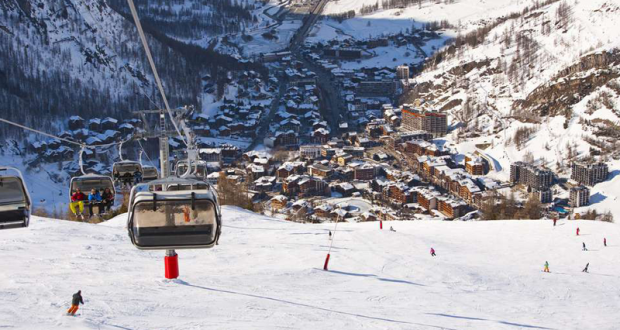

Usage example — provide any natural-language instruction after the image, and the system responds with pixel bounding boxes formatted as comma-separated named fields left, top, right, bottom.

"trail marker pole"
left=324, top=215, right=341, bottom=271
left=380, top=220, right=383, bottom=230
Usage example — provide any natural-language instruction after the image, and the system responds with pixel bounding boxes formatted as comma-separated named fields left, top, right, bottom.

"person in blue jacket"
left=87, top=188, right=103, bottom=217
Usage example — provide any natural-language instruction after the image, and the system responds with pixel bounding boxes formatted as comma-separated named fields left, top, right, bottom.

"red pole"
left=380, top=220, right=383, bottom=230
left=165, top=250, right=179, bottom=279
left=323, top=253, right=330, bottom=271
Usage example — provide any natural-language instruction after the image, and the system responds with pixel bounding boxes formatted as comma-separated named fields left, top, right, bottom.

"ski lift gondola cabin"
left=142, top=165, right=159, bottom=182
left=112, top=161, right=143, bottom=182
left=0, top=167, right=31, bottom=229
left=70, top=174, right=115, bottom=202
left=127, top=177, right=221, bottom=250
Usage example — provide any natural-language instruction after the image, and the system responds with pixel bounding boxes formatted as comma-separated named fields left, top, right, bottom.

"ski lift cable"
left=76, top=0, right=163, bottom=111
left=137, top=139, right=157, bottom=169
left=125, top=0, right=189, bottom=148
left=0, top=117, right=132, bottom=149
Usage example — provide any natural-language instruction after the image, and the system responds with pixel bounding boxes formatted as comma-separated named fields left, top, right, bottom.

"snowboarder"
left=576, top=227, right=580, bottom=236
left=553, top=218, right=557, bottom=226
left=582, top=242, right=587, bottom=251
left=582, top=263, right=589, bottom=273
left=604, top=238, right=607, bottom=247
left=543, top=261, right=550, bottom=273
left=430, top=248, right=436, bottom=257
left=66, top=290, right=84, bottom=316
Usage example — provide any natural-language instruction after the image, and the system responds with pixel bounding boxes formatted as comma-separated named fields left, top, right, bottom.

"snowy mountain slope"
left=0, top=0, right=200, bottom=129
left=406, top=0, right=620, bottom=174
left=1, top=206, right=619, bottom=329
left=309, top=0, right=544, bottom=43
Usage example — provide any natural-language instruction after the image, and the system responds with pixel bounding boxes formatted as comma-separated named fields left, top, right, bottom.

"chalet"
left=337, top=154, right=353, bottom=166
left=314, top=204, right=334, bottom=220
left=360, top=211, right=378, bottom=222
left=68, top=116, right=85, bottom=130
left=418, top=188, right=441, bottom=211
left=246, top=164, right=266, bottom=182
left=335, top=182, right=355, bottom=197
left=119, top=123, right=135, bottom=135
left=438, top=197, right=468, bottom=219
left=274, top=131, right=299, bottom=148
left=308, top=164, right=333, bottom=178
left=280, top=118, right=301, bottom=133
left=342, top=146, right=365, bottom=158
left=101, top=117, right=118, bottom=131
left=220, top=144, right=241, bottom=161
left=199, top=148, right=222, bottom=163
left=283, top=175, right=301, bottom=195
left=270, top=195, right=288, bottom=211
left=353, top=164, right=375, bottom=181
left=72, top=129, right=89, bottom=141
left=277, top=162, right=305, bottom=179
left=298, top=176, right=329, bottom=197
left=253, top=176, right=276, bottom=192
left=88, top=118, right=101, bottom=132
left=311, top=128, right=330, bottom=144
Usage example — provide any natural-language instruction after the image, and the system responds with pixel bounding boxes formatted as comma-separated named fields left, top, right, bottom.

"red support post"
left=165, top=250, right=179, bottom=279
left=323, top=253, right=330, bottom=271
left=380, top=220, right=383, bottom=230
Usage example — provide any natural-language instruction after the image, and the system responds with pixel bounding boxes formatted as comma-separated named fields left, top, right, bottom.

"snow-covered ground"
left=309, top=0, right=543, bottom=44
left=1, top=207, right=619, bottom=329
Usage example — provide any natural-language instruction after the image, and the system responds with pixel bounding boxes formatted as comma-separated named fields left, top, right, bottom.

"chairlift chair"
left=112, top=160, right=143, bottom=182
left=127, top=177, right=221, bottom=250
left=0, top=167, right=31, bottom=229
left=70, top=174, right=116, bottom=203
left=141, top=165, right=159, bottom=182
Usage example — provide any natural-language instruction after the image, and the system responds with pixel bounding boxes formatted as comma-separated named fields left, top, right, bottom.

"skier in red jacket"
left=430, top=248, right=436, bottom=257
left=576, top=227, right=580, bottom=236
left=69, top=189, right=86, bottom=217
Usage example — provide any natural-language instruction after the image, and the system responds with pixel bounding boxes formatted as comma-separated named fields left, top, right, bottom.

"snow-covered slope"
left=1, top=206, right=619, bottom=329
left=310, top=0, right=543, bottom=43
left=407, top=0, right=620, bottom=175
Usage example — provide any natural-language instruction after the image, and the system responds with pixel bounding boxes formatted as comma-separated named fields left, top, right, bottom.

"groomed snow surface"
left=1, top=207, right=619, bottom=329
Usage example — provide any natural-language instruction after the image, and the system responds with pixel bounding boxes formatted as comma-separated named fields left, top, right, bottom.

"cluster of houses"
left=263, top=65, right=331, bottom=148
left=189, top=70, right=277, bottom=139
left=28, top=116, right=143, bottom=166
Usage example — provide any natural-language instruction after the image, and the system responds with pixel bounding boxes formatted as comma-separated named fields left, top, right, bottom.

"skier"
left=66, top=290, right=84, bottom=316
left=328, top=231, right=332, bottom=240
left=553, top=218, right=557, bottom=226
left=87, top=188, right=103, bottom=217
left=543, top=261, right=550, bottom=273
left=604, top=238, right=607, bottom=247
left=390, top=226, right=396, bottom=232
left=582, top=263, right=589, bottom=273
left=430, top=248, right=436, bottom=257
left=582, top=242, right=587, bottom=251
left=69, top=188, right=86, bottom=218
left=101, top=188, right=114, bottom=213
left=576, top=227, right=580, bottom=236
left=134, top=171, right=143, bottom=185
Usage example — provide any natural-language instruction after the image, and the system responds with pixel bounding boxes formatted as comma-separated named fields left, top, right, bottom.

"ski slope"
left=1, top=207, right=619, bottom=330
